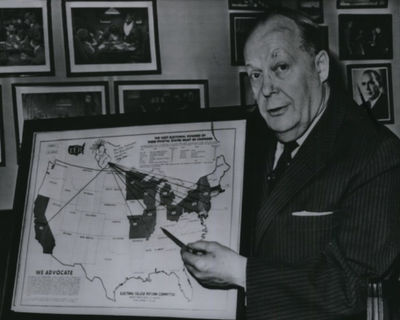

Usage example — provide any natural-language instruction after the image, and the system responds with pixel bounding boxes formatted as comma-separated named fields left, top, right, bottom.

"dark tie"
left=268, top=140, right=299, bottom=192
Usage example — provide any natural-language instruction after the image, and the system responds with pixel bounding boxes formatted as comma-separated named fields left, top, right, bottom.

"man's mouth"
left=267, top=105, right=288, bottom=117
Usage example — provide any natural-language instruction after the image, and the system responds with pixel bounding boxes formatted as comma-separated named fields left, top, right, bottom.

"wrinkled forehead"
left=245, top=16, right=303, bottom=60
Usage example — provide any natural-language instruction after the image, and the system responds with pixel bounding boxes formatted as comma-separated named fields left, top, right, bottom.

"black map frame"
left=0, top=85, right=4, bottom=166
left=1, top=106, right=259, bottom=320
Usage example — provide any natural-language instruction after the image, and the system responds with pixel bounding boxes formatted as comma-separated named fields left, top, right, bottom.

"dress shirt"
left=369, top=92, right=382, bottom=109
left=273, top=105, right=328, bottom=169
left=124, top=22, right=134, bottom=37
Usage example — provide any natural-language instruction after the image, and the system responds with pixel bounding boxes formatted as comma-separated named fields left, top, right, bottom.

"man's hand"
left=181, top=241, right=247, bottom=289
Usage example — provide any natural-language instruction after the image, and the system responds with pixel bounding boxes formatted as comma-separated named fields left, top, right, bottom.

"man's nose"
left=261, top=75, right=277, bottom=97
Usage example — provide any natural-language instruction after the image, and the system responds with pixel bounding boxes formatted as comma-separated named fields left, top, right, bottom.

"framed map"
left=2, top=107, right=254, bottom=319
left=0, top=85, right=4, bottom=166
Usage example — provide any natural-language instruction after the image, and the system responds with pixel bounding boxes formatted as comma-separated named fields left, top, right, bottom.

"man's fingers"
left=181, top=246, right=203, bottom=265
left=184, top=260, right=208, bottom=282
left=186, top=241, right=211, bottom=252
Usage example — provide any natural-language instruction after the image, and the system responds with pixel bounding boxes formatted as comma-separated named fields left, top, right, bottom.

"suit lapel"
left=254, top=95, right=347, bottom=251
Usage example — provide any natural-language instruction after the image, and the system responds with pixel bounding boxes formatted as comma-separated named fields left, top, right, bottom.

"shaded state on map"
left=33, top=195, right=55, bottom=254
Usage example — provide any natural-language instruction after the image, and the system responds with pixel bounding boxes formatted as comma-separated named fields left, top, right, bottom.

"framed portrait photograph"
left=2, top=107, right=255, bottom=319
left=339, top=14, right=392, bottom=60
left=228, top=0, right=281, bottom=10
left=298, top=0, right=323, bottom=24
left=12, top=82, right=110, bottom=148
left=239, top=72, right=255, bottom=107
left=115, top=80, right=209, bottom=114
left=0, top=86, right=5, bottom=167
left=347, top=64, right=393, bottom=124
left=0, top=0, right=54, bottom=77
left=62, top=0, right=161, bottom=77
left=337, top=0, right=388, bottom=9
left=230, top=13, right=261, bottom=66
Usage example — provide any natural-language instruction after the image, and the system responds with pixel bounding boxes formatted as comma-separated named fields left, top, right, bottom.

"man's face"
left=244, top=17, right=327, bottom=142
left=125, top=14, right=133, bottom=23
left=361, top=72, right=381, bottom=101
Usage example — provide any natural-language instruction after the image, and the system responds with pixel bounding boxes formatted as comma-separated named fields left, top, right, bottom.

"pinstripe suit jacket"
left=245, top=93, right=400, bottom=319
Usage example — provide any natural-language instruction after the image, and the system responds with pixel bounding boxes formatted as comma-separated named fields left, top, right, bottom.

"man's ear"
left=315, top=50, right=329, bottom=83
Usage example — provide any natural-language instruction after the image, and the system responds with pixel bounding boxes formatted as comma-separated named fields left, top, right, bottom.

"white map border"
left=12, top=120, right=246, bottom=319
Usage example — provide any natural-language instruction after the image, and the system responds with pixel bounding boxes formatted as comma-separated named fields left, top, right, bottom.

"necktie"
left=268, top=140, right=299, bottom=192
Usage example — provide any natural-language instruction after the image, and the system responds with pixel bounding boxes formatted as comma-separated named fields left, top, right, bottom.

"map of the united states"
left=32, top=155, right=230, bottom=302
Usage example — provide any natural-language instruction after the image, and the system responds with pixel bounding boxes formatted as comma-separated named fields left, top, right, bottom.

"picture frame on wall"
left=339, top=14, right=392, bottom=60
left=0, top=86, right=5, bottom=167
left=12, top=82, right=110, bottom=149
left=239, top=72, right=255, bottom=107
left=230, top=13, right=261, bottom=66
left=337, top=0, right=388, bottom=9
left=62, top=0, right=161, bottom=77
left=0, top=0, right=54, bottom=77
left=297, top=0, right=323, bottom=24
left=347, top=63, right=393, bottom=124
left=228, top=0, right=281, bottom=10
left=114, top=80, right=209, bottom=114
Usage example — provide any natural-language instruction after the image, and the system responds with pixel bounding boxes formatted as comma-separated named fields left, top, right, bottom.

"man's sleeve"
left=245, top=135, right=400, bottom=319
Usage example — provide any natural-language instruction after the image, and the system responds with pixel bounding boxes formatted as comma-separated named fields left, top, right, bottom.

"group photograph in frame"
left=115, top=80, right=209, bottom=114
left=228, top=0, right=281, bottom=10
left=12, top=82, right=110, bottom=149
left=339, top=14, right=392, bottom=60
left=297, top=0, right=324, bottom=24
left=347, top=63, right=393, bottom=124
left=62, top=0, right=161, bottom=77
left=337, top=0, right=388, bottom=9
left=230, top=13, right=261, bottom=66
left=0, top=0, right=54, bottom=77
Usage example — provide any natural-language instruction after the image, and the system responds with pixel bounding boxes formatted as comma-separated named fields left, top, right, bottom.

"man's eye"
left=275, top=64, right=288, bottom=72
left=250, top=73, right=261, bottom=81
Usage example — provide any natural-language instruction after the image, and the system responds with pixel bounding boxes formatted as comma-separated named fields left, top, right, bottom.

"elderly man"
left=181, top=7, right=400, bottom=320
left=359, top=69, right=390, bottom=121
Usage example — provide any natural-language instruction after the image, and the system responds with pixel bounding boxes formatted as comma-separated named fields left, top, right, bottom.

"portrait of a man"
left=348, top=64, right=393, bottom=123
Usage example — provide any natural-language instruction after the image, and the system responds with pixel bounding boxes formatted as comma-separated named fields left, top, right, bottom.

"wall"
left=0, top=0, right=399, bottom=210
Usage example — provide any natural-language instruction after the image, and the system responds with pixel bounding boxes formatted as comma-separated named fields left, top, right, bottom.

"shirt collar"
left=276, top=102, right=328, bottom=153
